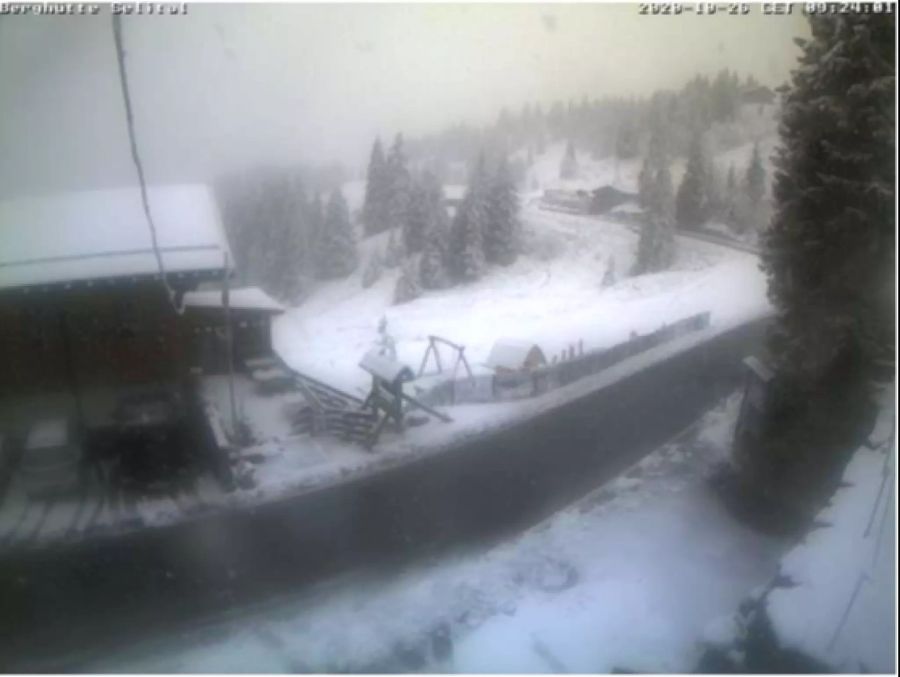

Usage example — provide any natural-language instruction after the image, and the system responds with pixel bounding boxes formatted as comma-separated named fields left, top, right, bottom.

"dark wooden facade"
left=0, top=281, right=193, bottom=398
left=182, top=305, right=282, bottom=375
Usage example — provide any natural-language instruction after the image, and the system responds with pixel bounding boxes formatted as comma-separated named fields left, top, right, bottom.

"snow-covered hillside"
left=274, top=145, right=772, bottom=397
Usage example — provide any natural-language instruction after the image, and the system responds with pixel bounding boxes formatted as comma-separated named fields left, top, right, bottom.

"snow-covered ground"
left=85, top=392, right=787, bottom=673
left=275, top=142, right=771, bottom=398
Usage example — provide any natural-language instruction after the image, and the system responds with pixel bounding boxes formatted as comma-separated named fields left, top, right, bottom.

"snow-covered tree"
left=633, top=161, right=676, bottom=274
left=316, top=189, right=358, bottom=279
left=403, top=177, right=430, bottom=255
left=362, top=138, right=391, bottom=236
left=449, top=156, right=489, bottom=282
left=762, top=12, right=894, bottom=386
left=386, top=133, right=411, bottom=231
left=559, top=140, right=579, bottom=179
left=419, top=176, right=451, bottom=289
left=741, top=13, right=895, bottom=528
left=675, top=133, right=709, bottom=230
left=484, top=157, right=519, bottom=266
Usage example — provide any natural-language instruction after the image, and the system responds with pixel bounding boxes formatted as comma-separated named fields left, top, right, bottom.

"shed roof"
left=183, top=286, right=285, bottom=313
left=0, top=184, right=232, bottom=291
left=486, top=339, right=545, bottom=371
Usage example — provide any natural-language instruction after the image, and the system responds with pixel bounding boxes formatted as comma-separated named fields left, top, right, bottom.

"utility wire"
left=111, top=14, right=182, bottom=314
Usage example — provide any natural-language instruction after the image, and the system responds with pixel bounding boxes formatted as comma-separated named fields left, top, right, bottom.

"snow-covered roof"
left=486, top=339, right=545, bottom=371
left=0, top=184, right=232, bottom=290
left=359, top=350, right=415, bottom=385
left=183, top=286, right=285, bottom=313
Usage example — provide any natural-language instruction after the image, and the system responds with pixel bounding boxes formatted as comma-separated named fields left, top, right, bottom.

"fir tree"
left=762, top=13, right=894, bottom=385
left=745, top=13, right=894, bottom=526
left=419, top=176, right=451, bottom=289
left=560, top=140, right=579, bottom=179
left=743, top=142, right=767, bottom=231
left=633, top=161, right=676, bottom=274
left=403, top=176, right=430, bottom=255
left=449, top=155, right=489, bottom=282
left=484, top=157, right=519, bottom=266
left=386, top=133, right=411, bottom=231
left=675, top=133, right=709, bottom=230
left=316, top=189, right=358, bottom=279
left=362, top=138, right=390, bottom=236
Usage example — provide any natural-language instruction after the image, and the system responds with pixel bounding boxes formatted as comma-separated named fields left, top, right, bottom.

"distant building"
left=540, top=189, right=592, bottom=214
left=590, top=185, right=638, bottom=215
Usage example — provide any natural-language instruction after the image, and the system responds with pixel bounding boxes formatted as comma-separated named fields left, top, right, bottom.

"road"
left=0, top=318, right=768, bottom=671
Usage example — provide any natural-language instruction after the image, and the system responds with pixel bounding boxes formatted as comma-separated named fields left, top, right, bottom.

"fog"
left=0, top=3, right=807, bottom=199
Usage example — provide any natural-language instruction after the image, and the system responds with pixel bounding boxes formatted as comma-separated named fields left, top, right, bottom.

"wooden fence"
left=420, top=312, right=711, bottom=407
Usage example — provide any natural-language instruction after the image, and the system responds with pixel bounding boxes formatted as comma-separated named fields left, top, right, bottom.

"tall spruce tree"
left=316, top=189, right=358, bottom=279
left=403, top=176, right=430, bottom=255
left=745, top=13, right=894, bottom=528
left=675, top=133, right=709, bottom=230
left=633, top=160, right=676, bottom=274
left=762, top=13, right=894, bottom=386
left=449, top=155, right=489, bottom=282
left=419, top=176, right=451, bottom=289
left=362, top=138, right=390, bottom=236
left=484, top=157, right=519, bottom=266
left=559, top=140, right=579, bottom=179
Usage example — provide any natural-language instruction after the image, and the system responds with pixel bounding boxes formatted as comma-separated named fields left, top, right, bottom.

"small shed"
left=182, top=286, right=285, bottom=374
left=486, top=339, right=547, bottom=373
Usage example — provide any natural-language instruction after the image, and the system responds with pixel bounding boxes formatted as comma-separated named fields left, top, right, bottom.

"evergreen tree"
left=419, top=178, right=451, bottom=289
left=484, top=157, right=520, bottom=266
left=403, top=176, right=430, bottom=255
left=316, top=189, right=358, bottom=279
left=362, top=138, right=390, bottom=236
left=386, top=133, right=411, bottom=231
left=633, top=161, right=676, bottom=274
left=745, top=142, right=766, bottom=207
left=675, top=133, right=709, bottom=230
left=762, top=13, right=894, bottom=386
left=745, top=13, right=894, bottom=527
left=560, top=140, right=579, bottom=179
left=449, top=155, right=489, bottom=282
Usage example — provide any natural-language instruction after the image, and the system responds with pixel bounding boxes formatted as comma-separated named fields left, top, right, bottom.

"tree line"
left=361, top=134, right=520, bottom=304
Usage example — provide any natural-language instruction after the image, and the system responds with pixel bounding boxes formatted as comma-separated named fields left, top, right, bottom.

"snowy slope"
left=274, top=173, right=770, bottom=397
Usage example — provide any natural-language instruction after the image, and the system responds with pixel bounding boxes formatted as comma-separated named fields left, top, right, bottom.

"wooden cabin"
left=182, top=286, right=285, bottom=375
left=0, top=184, right=232, bottom=441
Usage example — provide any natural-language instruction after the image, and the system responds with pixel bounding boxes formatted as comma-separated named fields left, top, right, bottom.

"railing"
left=419, top=312, right=711, bottom=407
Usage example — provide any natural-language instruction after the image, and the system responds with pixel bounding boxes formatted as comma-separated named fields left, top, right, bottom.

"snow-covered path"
left=85, top=393, right=786, bottom=673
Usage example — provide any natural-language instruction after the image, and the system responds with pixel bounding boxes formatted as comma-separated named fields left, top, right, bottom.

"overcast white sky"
left=0, top=3, right=808, bottom=198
